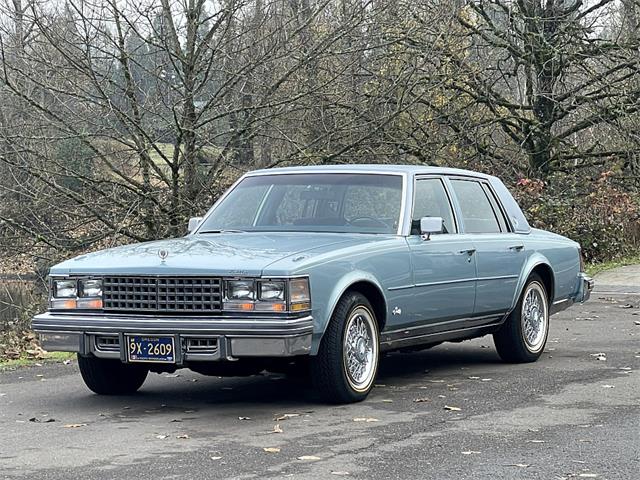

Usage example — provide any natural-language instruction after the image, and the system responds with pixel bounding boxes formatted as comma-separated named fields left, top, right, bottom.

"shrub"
left=513, top=171, right=640, bottom=263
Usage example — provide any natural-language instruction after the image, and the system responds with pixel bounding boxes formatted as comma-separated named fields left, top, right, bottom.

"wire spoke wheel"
left=343, top=306, right=378, bottom=392
left=521, top=281, right=548, bottom=353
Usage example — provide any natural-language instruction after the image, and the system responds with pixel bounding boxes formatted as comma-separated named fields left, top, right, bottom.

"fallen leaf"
left=29, top=417, right=56, bottom=423
left=298, top=455, right=321, bottom=461
left=461, top=450, right=480, bottom=455
left=634, top=320, right=640, bottom=326
left=601, top=385, right=615, bottom=389
left=505, top=463, right=530, bottom=468
left=63, top=360, right=71, bottom=365
left=529, top=440, right=546, bottom=443
left=468, top=376, right=480, bottom=380
left=210, top=456, right=222, bottom=460
left=238, top=416, right=251, bottom=421
left=331, top=471, right=350, bottom=476
left=353, top=417, right=379, bottom=422
left=444, top=405, right=461, bottom=411
left=381, top=399, right=394, bottom=403
left=63, top=423, right=87, bottom=428
left=481, top=378, right=492, bottom=382
left=413, top=397, right=430, bottom=403
left=274, top=413, right=301, bottom=421
left=170, top=419, right=183, bottom=423
left=263, top=447, right=280, bottom=453
left=155, top=434, right=168, bottom=439
left=619, top=304, right=634, bottom=309
left=176, top=434, right=190, bottom=439
left=578, top=474, right=598, bottom=478
left=272, top=424, right=283, bottom=434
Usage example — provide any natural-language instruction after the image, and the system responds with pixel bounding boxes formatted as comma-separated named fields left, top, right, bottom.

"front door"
left=403, top=178, right=477, bottom=328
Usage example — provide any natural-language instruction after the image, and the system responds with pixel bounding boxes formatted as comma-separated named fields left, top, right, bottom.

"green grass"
left=0, top=351, right=74, bottom=370
left=586, top=254, right=640, bottom=277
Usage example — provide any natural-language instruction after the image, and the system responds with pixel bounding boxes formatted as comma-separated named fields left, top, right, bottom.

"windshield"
left=198, top=173, right=403, bottom=234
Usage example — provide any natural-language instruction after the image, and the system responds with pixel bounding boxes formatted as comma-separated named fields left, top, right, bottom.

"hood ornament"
left=158, top=249, right=169, bottom=262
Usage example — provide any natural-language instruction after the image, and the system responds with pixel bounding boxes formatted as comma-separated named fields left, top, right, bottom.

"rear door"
left=448, top=178, right=526, bottom=316
left=404, top=177, right=477, bottom=327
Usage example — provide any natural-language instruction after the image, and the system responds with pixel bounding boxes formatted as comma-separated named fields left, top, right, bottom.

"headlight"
left=79, top=279, right=102, bottom=297
left=50, top=277, right=103, bottom=310
left=53, top=279, right=77, bottom=298
left=259, top=281, right=285, bottom=301
left=223, top=277, right=310, bottom=312
left=226, top=280, right=255, bottom=300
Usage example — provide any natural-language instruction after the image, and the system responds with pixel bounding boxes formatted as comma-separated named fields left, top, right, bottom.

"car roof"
left=246, top=164, right=494, bottom=179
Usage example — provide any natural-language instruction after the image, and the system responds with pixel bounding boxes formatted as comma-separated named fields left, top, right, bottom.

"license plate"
left=127, top=336, right=175, bottom=363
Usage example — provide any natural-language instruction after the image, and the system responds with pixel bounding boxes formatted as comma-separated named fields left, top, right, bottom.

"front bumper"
left=33, top=312, right=313, bottom=363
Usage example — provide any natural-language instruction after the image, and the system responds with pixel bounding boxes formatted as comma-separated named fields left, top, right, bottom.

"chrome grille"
left=95, top=335, right=120, bottom=352
left=186, top=338, right=219, bottom=355
left=103, top=277, right=222, bottom=313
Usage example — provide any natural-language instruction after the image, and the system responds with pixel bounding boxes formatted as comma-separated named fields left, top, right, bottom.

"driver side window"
left=412, top=178, right=456, bottom=234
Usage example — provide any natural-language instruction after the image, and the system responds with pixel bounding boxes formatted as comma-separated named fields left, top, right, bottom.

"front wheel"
left=311, top=292, right=379, bottom=403
left=493, top=274, right=549, bottom=363
left=78, top=355, right=148, bottom=395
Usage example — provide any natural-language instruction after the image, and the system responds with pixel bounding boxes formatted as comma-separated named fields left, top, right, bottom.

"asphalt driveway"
left=1, top=269, right=639, bottom=480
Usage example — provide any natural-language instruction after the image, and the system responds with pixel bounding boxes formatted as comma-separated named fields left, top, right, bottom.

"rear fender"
left=510, top=253, right=554, bottom=312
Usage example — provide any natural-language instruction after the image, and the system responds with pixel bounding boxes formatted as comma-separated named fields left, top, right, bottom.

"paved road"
left=1, top=274, right=639, bottom=480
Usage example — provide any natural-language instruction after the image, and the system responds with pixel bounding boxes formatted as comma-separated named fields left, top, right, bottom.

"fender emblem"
left=392, top=307, right=402, bottom=316
left=158, top=249, right=169, bottom=261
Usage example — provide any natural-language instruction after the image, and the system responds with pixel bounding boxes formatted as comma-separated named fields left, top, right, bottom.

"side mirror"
left=188, top=216, right=203, bottom=233
left=420, top=216, right=443, bottom=240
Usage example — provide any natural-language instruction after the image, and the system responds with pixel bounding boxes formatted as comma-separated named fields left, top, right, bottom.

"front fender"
left=510, top=253, right=554, bottom=312
left=310, top=270, right=386, bottom=355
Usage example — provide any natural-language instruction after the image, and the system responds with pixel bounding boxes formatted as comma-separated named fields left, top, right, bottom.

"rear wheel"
left=311, top=292, right=379, bottom=403
left=493, top=274, right=549, bottom=363
left=78, top=355, right=148, bottom=395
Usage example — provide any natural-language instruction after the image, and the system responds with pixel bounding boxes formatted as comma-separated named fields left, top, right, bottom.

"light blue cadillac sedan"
left=33, top=165, right=593, bottom=403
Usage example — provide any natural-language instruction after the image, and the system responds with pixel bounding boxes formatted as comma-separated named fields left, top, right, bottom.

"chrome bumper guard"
left=578, top=273, right=594, bottom=303
left=33, top=312, right=313, bottom=363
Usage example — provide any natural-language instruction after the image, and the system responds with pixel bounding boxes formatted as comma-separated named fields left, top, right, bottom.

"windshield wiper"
left=197, top=229, right=246, bottom=234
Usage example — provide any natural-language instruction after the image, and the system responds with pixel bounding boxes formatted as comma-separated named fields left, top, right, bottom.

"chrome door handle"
left=458, top=248, right=476, bottom=255
left=509, top=245, right=525, bottom=251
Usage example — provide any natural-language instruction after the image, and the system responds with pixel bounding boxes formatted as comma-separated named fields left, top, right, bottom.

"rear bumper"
left=578, top=273, right=594, bottom=303
left=33, top=312, right=313, bottom=362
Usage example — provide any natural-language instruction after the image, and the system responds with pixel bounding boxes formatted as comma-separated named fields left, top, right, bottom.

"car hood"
left=50, top=232, right=384, bottom=276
